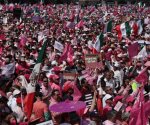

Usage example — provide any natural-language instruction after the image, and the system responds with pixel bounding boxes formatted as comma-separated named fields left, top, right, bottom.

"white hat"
left=51, top=61, right=58, bottom=66
left=102, top=94, right=112, bottom=107
left=29, top=60, right=35, bottom=65
left=108, top=48, right=112, bottom=52
left=114, top=62, right=120, bottom=67
left=13, top=89, right=21, bottom=96
left=42, top=65, right=49, bottom=72
left=100, top=50, right=104, bottom=53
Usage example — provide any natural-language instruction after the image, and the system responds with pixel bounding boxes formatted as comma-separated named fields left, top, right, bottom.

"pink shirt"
left=32, top=100, right=48, bottom=122
left=49, top=98, right=61, bottom=125
left=50, top=82, right=61, bottom=95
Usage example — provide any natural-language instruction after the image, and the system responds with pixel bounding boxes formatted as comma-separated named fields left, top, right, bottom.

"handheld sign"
left=85, top=54, right=98, bottom=64
left=114, top=101, right=123, bottom=112
left=86, top=62, right=103, bottom=69
left=36, top=120, right=53, bottom=125
left=63, top=72, right=78, bottom=81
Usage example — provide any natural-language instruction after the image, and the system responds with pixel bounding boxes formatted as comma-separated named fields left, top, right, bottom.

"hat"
left=108, top=48, right=112, bottom=52
left=52, top=66, right=62, bottom=72
left=114, top=95, right=123, bottom=104
left=51, top=61, right=58, bottom=66
left=126, top=96, right=134, bottom=103
left=114, top=62, right=120, bottom=67
left=42, top=65, right=49, bottom=72
left=102, top=94, right=112, bottom=107
left=63, top=81, right=73, bottom=92
left=49, top=74, right=59, bottom=80
left=144, top=61, right=150, bottom=67
left=13, top=89, right=21, bottom=96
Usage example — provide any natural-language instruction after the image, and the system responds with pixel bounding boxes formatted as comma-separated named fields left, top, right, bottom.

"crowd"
left=0, top=2, right=150, bottom=125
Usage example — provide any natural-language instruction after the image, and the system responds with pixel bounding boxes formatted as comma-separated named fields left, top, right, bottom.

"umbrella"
left=49, top=101, right=86, bottom=113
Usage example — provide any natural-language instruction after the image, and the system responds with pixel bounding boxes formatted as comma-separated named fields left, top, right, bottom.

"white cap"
left=108, top=48, right=112, bottom=52
left=102, top=94, right=112, bottom=107
left=114, top=62, right=120, bottom=67
left=42, top=65, right=49, bottom=72
left=117, top=53, right=123, bottom=58
left=51, top=60, right=58, bottom=66
left=13, top=89, right=21, bottom=96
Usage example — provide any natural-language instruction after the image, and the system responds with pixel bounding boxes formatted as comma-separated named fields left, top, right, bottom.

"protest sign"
left=86, top=62, right=103, bottom=69
left=63, top=72, right=78, bottom=81
left=85, top=54, right=98, bottom=64
left=36, top=120, right=53, bottom=125
left=114, top=101, right=123, bottom=112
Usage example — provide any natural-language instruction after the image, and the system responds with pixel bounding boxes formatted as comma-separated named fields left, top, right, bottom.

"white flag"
left=1, top=63, right=15, bottom=77
left=54, top=41, right=64, bottom=52
left=136, top=46, right=148, bottom=59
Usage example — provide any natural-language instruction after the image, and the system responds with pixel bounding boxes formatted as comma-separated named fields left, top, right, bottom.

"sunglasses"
left=43, top=81, right=48, bottom=82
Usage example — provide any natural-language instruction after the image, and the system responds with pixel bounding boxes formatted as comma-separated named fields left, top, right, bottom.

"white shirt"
left=103, top=120, right=115, bottom=125
left=104, top=78, right=114, bottom=89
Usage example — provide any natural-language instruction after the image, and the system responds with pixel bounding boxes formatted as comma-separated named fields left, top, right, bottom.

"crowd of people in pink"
left=0, top=2, right=150, bottom=125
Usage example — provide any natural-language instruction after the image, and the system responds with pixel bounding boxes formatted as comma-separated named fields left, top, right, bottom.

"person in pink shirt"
left=32, top=92, right=50, bottom=122
left=49, top=75, right=62, bottom=95
left=49, top=90, right=62, bottom=125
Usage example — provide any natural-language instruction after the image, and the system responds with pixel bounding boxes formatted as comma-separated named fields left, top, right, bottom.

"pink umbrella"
left=49, top=101, right=86, bottom=113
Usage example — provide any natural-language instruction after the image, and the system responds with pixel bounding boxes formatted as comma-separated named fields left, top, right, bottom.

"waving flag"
left=93, top=33, right=104, bottom=54
left=131, top=20, right=143, bottom=36
left=25, top=38, right=47, bottom=119
left=30, top=38, right=47, bottom=80
left=135, top=67, right=148, bottom=85
left=103, top=20, right=112, bottom=33
left=129, top=88, right=147, bottom=125
left=115, top=21, right=131, bottom=41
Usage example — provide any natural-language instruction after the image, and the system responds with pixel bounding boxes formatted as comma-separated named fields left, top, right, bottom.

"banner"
left=36, top=120, right=53, bottom=125
left=85, top=54, right=98, bottom=64
left=63, top=72, right=78, bottom=81
left=86, top=62, right=103, bottom=69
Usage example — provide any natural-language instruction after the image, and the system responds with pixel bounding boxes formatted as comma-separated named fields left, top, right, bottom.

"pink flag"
left=135, top=67, right=148, bottom=85
left=76, top=20, right=85, bottom=29
left=128, top=42, right=140, bottom=59
left=72, top=82, right=82, bottom=101
left=59, top=44, right=73, bottom=63
left=19, top=35, right=27, bottom=48
left=129, top=88, right=147, bottom=125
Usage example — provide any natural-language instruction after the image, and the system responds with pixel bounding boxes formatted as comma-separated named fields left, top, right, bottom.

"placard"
left=63, top=72, right=78, bottom=81
left=85, top=54, right=98, bottom=64
left=114, top=101, right=123, bottom=112
left=86, top=62, right=103, bottom=69
left=36, top=120, right=53, bottom=125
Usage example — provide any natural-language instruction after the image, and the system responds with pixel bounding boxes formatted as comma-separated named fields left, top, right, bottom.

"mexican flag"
left=33, top=7, right=40, bottom=15
left=30, top=38, right=47, bottom=79
left=115, top=21, right=132, bottom=41
left=25, top=38, right=47, bottom=120
left=130, top=20, right=143, bottom=36
left=138, top=2, right=145, bottom=8
left=103, top=20, right=112, bottom=33
left=40, top=0, right=44, bottom=4
left=93, top=33, right=104, bottom=54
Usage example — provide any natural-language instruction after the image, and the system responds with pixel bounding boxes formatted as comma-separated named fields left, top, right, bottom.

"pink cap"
left=126, top=96, right=134, bottom=103
left=52, top=66, right=62, bottom=72
left=114, top=95, right=123, bottom=104
left=144, top=61, right=150, bottom=67
left=49, top=74, right=59, bottom=80
left=126, top=106, right=132, bottom=112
